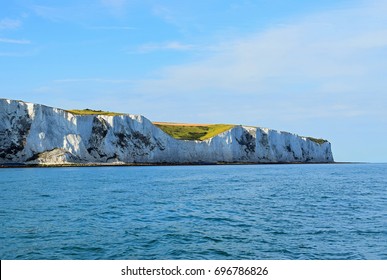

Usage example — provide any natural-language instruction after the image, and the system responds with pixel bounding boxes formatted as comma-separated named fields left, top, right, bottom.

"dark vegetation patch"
left=236, top=131, right=256, bottom=154
left=0, top=113, right=31, bottom=159
left=306, top=137, right=328, bottom=145
left=66, top=109, right=123, bottom=116
left=154, top=124, right=234, bottom=141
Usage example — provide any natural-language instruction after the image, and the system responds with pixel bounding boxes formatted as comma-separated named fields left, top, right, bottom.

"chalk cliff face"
left=0, top=99, right=334, bottom=165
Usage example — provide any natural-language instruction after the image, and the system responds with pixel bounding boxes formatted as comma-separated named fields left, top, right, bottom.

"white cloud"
left=0, top=38, right=31, bottom=44
left=151, top=4, right=193, bottom=35
left=87, top=26, right=134, bottom=30
left=152, top=5, right=174, bottom=24
left=54, top=78, right=132, bottom=84
left=101, top=0, right=127, bottom=9
left=31, top=5, right=64, bottom=22
left=136, top=41, right=195, bottom=53
left=31, top=5, right=78, bottom=22
left=131, top=0, right=387, bottom=123
left=0, top=18, right=21, bottom=29
left=100, top=0, right=128, bottom=16
left=0, top=50, right=37, bottom=57
left=31, top=3, right=120, bottom=22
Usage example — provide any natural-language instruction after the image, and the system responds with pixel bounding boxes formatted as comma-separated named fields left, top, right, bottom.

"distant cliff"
left=0, top=99, right=334, bottom=166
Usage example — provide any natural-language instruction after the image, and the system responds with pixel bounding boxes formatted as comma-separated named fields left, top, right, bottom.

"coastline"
left=0, top=161, right=357, bottom=168
left=1, top=99, right=334, bottom=167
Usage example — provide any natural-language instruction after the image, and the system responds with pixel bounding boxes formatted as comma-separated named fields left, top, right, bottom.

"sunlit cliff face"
left=0, top=99, right=333, bottom=165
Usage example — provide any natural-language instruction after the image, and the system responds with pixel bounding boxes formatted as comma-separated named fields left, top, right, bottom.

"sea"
left=0, top=163, right=386, bottom=260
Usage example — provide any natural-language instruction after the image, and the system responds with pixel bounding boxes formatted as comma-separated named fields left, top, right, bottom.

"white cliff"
left=0, top=98, right=334, bottom=165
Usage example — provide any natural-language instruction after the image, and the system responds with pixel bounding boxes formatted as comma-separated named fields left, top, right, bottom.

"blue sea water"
left=0, top=163, right=386, bottom=260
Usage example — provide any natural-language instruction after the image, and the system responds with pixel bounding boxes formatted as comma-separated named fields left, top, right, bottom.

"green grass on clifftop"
left=66, top=109, right=122, bottom=116
left=65, top=108, right=326, bottom=144
left=154, top=123, right=235, bottom=141
left=306, top=137, right=328, bottom=144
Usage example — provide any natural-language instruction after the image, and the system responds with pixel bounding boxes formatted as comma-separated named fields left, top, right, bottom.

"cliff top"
left=66, top=109, right=123, bottom=116
left=1, top=98, right=328, bottom=144
left=153, top=123, right=235, bottom=141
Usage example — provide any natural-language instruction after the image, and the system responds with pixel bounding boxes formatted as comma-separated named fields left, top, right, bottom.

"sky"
left=0, top=0, right=386, bottom=162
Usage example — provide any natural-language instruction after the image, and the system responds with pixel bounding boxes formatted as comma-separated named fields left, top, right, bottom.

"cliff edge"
left=0, top=99, right=334, bottom=165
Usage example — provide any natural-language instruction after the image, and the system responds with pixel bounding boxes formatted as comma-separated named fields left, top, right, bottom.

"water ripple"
left=1, top=163, right=386, bottom=259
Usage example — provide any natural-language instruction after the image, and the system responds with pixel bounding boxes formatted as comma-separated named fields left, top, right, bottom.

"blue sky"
left=1, top=0, right=386, bottom=162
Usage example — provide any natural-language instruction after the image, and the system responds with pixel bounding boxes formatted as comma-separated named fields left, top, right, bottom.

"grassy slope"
left=65, top=108, right=327, bottom=143
left=154, top=124, right=235, bottom=141
left=66, top=109, right=122, bottom=116
left=305, top=137, right=328, bottom=144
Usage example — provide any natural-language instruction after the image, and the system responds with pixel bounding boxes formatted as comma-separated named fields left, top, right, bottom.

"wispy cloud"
left=151, top=4, right=192, bottom=35
left=131, top=0, right=387, bottom=123
left=54, top=78, right=132, bottom=84
left=87, top=26, right=134, bottom=30
left=0, top=49, right=38, bottom=57
left=101, top=0, right=127, bottom=9
left=0, top=18, right=22, bottom=29
left=136, top=41, right=195, bottom=53
left=100, top=0, right=128, bottom=16
left=31, top=5, right=67, bottom=22
left=152, top=5, right=174, bottom=24
left=30, top=2, right=131, bottom=22
left=31, top=4, right=99, bottom=22
left=0, top=38, right=31, bottom=44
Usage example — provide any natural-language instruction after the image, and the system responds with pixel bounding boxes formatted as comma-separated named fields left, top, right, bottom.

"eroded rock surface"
left=0, top=99, right=334, bottom=165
